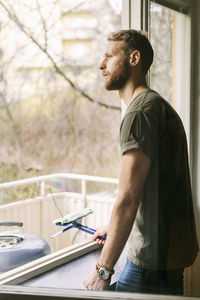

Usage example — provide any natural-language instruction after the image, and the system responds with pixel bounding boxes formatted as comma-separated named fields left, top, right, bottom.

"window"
left=150, top=0, right=191, bottom=143
left=0, top=1, right=199, bottom=299
left=122, top=1, right=197, bottom=298
left=0, top=0, right=122, bottom=277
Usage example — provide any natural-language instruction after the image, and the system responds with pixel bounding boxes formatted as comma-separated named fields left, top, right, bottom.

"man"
left=84, top=29, right=199, bottom=295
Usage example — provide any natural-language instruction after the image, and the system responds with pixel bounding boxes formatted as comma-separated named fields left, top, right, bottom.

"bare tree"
left=0, top=0, right=121, bottom=111
left=0, top=0, right=122, bottom=181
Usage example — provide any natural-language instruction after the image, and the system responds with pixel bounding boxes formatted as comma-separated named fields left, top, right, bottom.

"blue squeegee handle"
left=72, top=222, right=106, bottom=240
left=55, top=222, right=106, bottom=240
left=55, top=222, right=96, bottom=233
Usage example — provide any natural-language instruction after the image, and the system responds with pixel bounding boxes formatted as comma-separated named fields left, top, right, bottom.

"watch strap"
left=96, top=263, right=114, bottom=276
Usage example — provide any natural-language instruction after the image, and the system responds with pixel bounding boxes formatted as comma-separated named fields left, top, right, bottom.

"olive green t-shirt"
left=120, top=89, right=199, bottom=270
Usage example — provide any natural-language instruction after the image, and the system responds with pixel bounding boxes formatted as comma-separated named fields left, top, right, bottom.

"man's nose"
left=99, top=59, right=106, bottom=70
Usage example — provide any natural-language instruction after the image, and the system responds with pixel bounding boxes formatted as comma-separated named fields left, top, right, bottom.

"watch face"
left=98, top=268, right=110, bottom=280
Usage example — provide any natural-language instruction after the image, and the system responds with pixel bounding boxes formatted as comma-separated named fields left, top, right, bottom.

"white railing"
left=0, top=173, right=118, bottom=252
left=0, top=172, right=118, bottom=196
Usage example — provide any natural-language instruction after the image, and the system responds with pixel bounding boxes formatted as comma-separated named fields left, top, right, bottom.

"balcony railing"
left=0, top=173, right=118, bottom=252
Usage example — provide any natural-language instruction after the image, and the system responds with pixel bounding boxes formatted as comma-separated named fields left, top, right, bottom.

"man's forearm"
left=84, top=150, right=150, bottom=290
left=97, top=150, right=150, bottom=271
left=98, top=196, right=139, bottom=270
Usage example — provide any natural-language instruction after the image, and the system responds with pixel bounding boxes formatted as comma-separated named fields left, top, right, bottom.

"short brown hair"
left=108, top=29, right=154, bottom=75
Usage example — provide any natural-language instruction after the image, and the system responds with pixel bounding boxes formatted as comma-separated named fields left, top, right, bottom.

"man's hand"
left=84, top=269, right=110, bottom=290
left=91, top=224, right=108, bottom=245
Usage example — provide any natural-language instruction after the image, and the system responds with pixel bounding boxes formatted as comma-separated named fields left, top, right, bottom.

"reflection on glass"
left=150, top=3, right=176, bottom=106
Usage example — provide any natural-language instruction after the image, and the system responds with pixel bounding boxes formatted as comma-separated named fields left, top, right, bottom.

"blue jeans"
left=115, top=259, right=184, bottom=295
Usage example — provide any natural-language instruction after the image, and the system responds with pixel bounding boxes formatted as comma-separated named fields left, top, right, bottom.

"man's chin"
left=104, top=78, right=127, bottom=91
left=104, top=83, right=118, bottom=91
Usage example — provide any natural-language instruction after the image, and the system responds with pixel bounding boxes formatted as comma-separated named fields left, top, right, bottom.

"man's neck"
left=119, top=77, right=148, bottom=107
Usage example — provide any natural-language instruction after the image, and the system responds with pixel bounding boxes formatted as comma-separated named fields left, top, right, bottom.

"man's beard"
left=105, top=59, right=131, bottom=91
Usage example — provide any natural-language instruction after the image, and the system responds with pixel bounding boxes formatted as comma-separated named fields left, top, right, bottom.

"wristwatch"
left=96, top=263, right=114, bottom=280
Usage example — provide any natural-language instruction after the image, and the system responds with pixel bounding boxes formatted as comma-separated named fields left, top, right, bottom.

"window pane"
left=0, top=0, right=122, bottom=256
left=150, top=2, right=179, bottom=107
left=149, top=1, right=191, bottom=142
left=149, top=3, right=197, bottom=298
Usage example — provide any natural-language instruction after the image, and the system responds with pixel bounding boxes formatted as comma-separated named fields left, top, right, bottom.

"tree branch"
left=0, top=1, right=121, bottom=111
left=36, top=0, right=48, bottom=50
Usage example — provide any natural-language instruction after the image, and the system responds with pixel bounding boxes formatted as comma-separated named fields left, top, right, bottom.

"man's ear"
left=129, top=50, right=141, bottom=67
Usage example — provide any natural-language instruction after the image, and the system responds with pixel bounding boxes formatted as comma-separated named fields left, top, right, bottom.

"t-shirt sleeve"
left=120, top=111, right=155, bottom=159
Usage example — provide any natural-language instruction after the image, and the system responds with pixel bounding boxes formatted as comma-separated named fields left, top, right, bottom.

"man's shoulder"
left=128, top=89, right=179, bottom=120
left=141, top=89, right=173, bottom=112
left=127, top=89, right=166, bottom=113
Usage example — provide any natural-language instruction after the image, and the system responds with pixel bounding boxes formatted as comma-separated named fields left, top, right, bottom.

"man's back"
left=120, top=89, right=199, bottom=270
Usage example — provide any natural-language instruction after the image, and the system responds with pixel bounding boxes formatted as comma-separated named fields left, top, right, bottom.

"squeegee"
left=51, top=208, right=106, bottom=240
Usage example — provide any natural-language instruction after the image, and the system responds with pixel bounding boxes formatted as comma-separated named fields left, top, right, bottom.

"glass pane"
left=0, top=0, right=122, bottom=257
left=150, top=4, right=197, bottom=298
left=150, top=2, right=178, bottom=107
left=150, top=1, right=191, bottom=145
left=0, top=0, right=122, bottom=182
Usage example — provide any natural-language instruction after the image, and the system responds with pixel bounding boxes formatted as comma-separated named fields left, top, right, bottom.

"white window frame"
left=173, top=12, right=191, bottom=146
left=121, top=0, right=147, bottom=117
